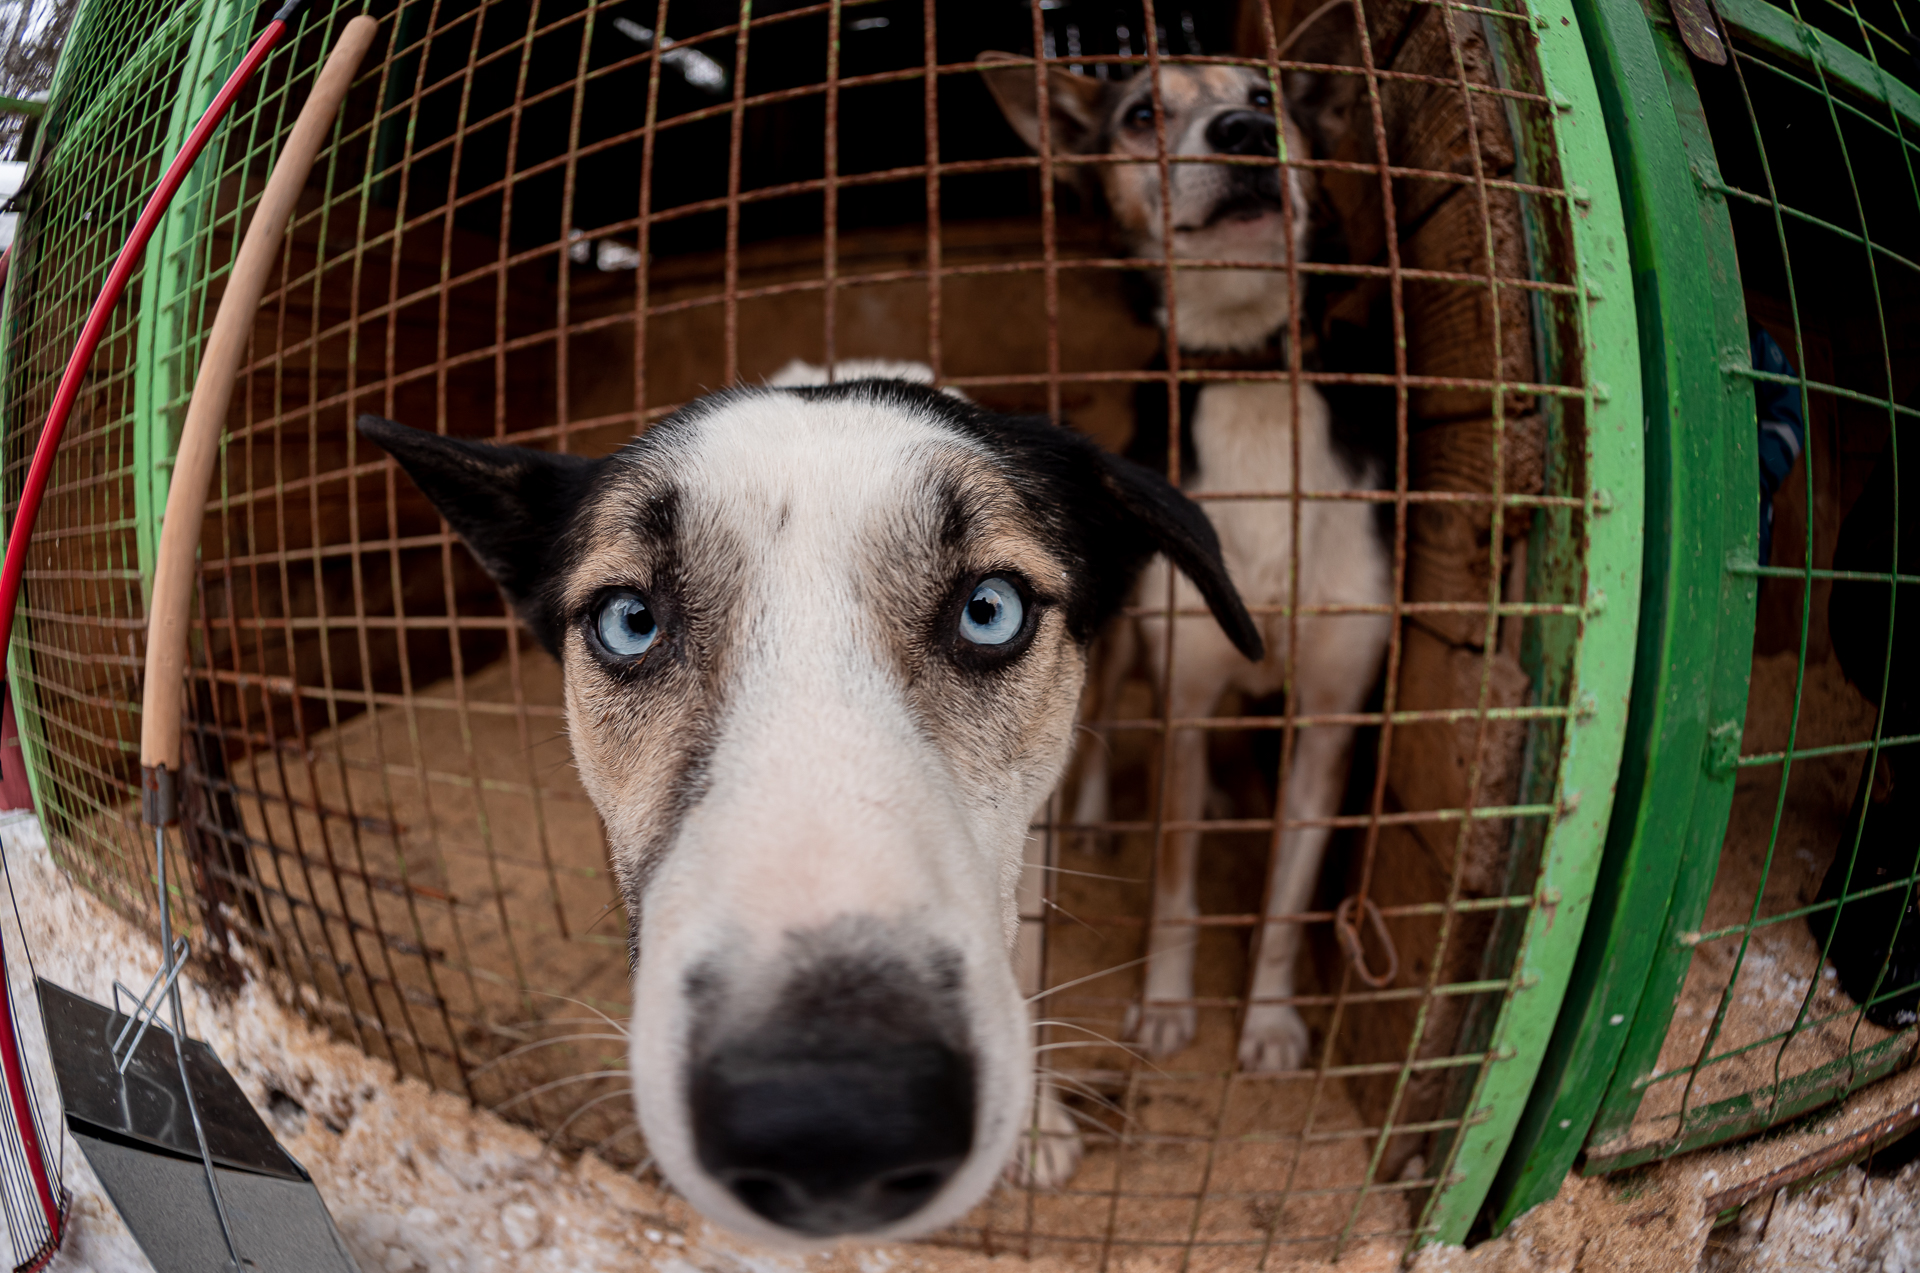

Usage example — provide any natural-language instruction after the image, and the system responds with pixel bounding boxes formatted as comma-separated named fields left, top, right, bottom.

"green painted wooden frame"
left=1487, top=0, right=1760, bottom=1223
left=1415, top=0, right=1646, bottom=1241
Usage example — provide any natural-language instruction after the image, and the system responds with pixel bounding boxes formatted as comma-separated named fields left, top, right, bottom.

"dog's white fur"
left=600, top=398, right=1048, bottom=1244
left=982, top=59, right=1393, bottom=1072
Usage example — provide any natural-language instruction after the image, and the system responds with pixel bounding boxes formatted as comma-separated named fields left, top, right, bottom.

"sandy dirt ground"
left=1625, top=652, right=1893, bottom=1143
left=2, top=810, right=1916, bottom=1272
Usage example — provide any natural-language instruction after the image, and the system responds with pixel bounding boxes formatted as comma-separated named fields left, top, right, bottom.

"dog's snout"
left=692, top=1036, right=975, bottom=1236
left=1206, top=109, right=1279, bottom=157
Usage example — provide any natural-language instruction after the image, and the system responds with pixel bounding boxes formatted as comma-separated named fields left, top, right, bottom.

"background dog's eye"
left=959, top=577, right=1024, bottom=646
left=595, top=590, right=659, bottom=657
left=1250, top=88, right=1274, bottom=110
left=1124, top=102, right=1156, bottom=130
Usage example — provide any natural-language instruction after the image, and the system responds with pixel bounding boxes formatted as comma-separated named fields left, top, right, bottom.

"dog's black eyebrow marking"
left=935, top=473, right=972, bottom=551
left=634, top=486, right=680, bottom=543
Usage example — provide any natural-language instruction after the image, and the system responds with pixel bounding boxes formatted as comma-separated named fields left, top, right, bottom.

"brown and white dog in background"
left=979, top=50, right=1392, bottom=1074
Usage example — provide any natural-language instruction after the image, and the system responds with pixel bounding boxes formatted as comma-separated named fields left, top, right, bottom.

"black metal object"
left=39, top=979, right=360, bottom=1271
left=70, top=1132, right=354, bottom=1273
left=38, top=981, right=298, bottom=1179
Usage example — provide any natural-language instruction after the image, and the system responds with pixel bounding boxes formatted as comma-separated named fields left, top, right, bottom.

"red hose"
left=0, top=8, right=304, bottom=1253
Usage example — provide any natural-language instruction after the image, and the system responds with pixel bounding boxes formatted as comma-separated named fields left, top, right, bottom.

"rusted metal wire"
left=3, top=0, right=1591, bottom=1261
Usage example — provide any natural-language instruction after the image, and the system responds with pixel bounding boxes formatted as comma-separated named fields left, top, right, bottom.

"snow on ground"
left=1700, top=1162, right=1920, bottom=1273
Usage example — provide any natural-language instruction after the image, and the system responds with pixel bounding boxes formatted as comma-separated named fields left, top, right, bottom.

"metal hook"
left=1335, top=894, right=1399, bottom=989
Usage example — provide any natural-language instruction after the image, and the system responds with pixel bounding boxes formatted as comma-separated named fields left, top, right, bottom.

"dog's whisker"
left=1070, top=723, right=1116, bottom=755
left=1051, top=1101, right=1126, bottom=1135
left=1032, top=1022, right=1155, bottom=1068
left=1020, top=863, right=1143, bottom=883
left=1026, top=952, right=1156, bottom=1004
left=588, top=1121, right=644, bottom=1158
left=490, top=1068, right=630, bottom=1113
left=1038, top=1074, right=1134, bottom=1125
left=517, top=990, right=632, bottom=1038
left=543, top=1087, right=638, bottom=1153
left=1035, top=1015, right=1174, bottom=1078
left=1041, top=896, right=1103, bottom=937
left=478, top=1014, right=617, bottom=1035
left=1031, top=1018, right=1125, bottom=1041
left=470, top=1033, right=630, bottom=1079
left=583, top=898, right=626, bottom=936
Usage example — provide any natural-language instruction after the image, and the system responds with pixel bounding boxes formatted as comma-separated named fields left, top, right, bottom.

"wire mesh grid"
left=0, top=0, right=1614, bottom=1261
left=1594, top=0, right=1920, bottom=1163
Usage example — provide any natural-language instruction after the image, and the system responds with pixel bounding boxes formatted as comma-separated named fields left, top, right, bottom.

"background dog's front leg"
left=1125, top=710, right=1211, bottom=1060
left=1240, top=721, right=1358, bottom=1072
left=1066, top=620, right=1136, bottom=854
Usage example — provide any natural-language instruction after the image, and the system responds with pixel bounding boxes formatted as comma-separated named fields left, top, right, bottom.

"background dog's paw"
left=1006, top=1086, right=1084, bottom=1190
left=1237, top=1005, right=1311, bottom=1072
left=1123, top=1000, right=1197, bottom=1060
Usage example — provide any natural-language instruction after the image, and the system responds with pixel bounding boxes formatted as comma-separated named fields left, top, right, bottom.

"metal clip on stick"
left=110, top=935, right=191, bottom=1073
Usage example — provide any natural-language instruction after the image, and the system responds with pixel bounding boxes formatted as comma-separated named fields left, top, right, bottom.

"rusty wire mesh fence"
left=1, top=0, right=1623, bottom=1261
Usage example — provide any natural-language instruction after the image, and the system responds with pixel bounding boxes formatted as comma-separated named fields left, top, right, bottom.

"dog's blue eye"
left=959, top=577, right=1023, bottom=646
left=595, top=590, right=658, bottom=658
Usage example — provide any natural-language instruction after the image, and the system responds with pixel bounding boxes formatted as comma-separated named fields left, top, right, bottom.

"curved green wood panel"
left=1487, top=0, right=1758, bottom=1225
left=132, top=0, right=245, bottom=604
left=1416, top=0, right=1646, bottom=1241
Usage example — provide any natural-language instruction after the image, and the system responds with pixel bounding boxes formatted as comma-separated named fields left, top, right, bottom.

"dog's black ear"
left=1093, top=449, right=1265, bottom=662
left=1279, top=7, right=1364, bottom=160
left=977, top=51, right=1110, bottom=155
left=355, top=414, right=600, bottom=654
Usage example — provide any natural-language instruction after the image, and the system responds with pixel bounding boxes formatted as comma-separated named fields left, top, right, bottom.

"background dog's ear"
left=977, top=51, right=1109, bottom=155
left=1278, top=6, right=1364, bottom=160
left=1093, top=451, right=1266, bottom=662
left=356, top=414, right=600, bottom=654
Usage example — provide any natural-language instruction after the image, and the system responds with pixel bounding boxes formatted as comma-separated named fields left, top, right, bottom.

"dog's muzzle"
left=692, top=1030, right=975, bottom=1235
left=682, top=932, right=981, bottom=1237
left=1187, top=110, right=1286, bottom=229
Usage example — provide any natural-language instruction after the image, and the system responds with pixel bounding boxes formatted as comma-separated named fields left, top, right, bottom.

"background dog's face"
left=988, top=61, right=1309, bottom=262
left=359, top=384, right=1257, bottom=1248
left=978, top=56, right=1357, bottom=351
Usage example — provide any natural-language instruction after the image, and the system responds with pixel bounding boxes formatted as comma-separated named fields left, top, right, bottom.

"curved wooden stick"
left=140, top=15, right=379, bottom=802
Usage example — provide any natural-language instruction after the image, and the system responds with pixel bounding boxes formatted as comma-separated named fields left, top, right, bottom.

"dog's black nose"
left=1206, top=109, right=1279, bottom=156
left=691, top=1038, right=975, bottom=1235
